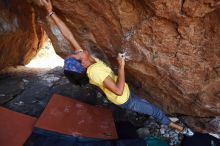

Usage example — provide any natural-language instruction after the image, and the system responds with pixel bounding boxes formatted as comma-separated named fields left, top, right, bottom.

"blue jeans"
left=119, top=92, right=171, bottom=125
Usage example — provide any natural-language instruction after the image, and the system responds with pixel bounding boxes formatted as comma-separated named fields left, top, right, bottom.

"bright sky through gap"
left=26, top=40, right=64, bottom=69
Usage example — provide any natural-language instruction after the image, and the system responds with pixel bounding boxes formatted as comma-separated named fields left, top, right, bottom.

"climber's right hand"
left=117, top=53, right=125, bottom=69
left=41, top=0, right=53, bottom=13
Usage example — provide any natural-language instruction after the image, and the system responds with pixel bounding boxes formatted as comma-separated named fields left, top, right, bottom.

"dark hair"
left=64, top=70, right=89, bottom=86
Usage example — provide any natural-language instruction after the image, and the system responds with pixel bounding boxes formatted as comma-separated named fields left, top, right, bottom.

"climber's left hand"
left=41, top=0, right=53, bottom=13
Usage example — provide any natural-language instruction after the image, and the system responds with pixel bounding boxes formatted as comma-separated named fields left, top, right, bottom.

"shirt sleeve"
left=88, top=67, right=110, bottom=86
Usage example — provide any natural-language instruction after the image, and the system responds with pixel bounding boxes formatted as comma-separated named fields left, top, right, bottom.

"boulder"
left=0, top=0, right=219, bottom=118
left=0, top=0, right=46, bottom=70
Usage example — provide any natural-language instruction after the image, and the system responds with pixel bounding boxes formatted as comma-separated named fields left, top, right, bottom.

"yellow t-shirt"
left=87, top=58, right=130, bottom=105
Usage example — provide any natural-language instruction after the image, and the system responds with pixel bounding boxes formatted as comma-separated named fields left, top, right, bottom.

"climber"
left=41, top=0, right=194, bottom=136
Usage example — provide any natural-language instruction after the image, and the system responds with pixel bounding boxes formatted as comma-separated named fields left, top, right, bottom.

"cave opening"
left=25, top=39, right=63, bottom=69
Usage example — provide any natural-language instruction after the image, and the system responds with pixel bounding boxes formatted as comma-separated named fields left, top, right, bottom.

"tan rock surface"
left=1, top=0, right=220, bottom=119
left=0, top=0, right=46, bottom=70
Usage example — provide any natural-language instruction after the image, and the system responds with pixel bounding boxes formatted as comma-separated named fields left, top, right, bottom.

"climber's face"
left=78, top=51, right=90, bottom=68
left=70, top=50, right=91, bottom=68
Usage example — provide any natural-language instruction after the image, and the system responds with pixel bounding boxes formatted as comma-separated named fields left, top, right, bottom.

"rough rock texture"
left=0, top=0, right=46, bottom=70
left=30, top=0, right=220, bottom=117
left=0, top=0, right=220, bottom=118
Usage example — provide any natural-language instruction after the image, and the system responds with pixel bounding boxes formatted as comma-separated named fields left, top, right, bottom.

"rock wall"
left=32, top=0, right=220, bottom=117
left=0, top=0, right=46, bottom=70
left=0, top=0, right=220, bottom=118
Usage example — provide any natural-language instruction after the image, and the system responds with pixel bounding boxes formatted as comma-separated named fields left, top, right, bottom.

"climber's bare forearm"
left=103, top=55, right=125, bottom=96
left=50, top=13, right=83, bottom=51
left=42, top=0, right=82, bottom=50
left=116, top=66, right=125, bottom=95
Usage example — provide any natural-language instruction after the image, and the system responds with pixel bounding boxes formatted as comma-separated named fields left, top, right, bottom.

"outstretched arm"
left=103, top=54, right=125, bottom=96
left=42, top=0, right=83, bottom=51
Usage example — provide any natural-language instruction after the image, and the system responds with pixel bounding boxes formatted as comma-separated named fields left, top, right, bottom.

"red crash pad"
left=34, top=94, right=118, bottom=139
left=0, top=107, right=37, bottom=146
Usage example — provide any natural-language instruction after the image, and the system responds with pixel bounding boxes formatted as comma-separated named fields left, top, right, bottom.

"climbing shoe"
left=181, top=127, right=194, bottom=136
